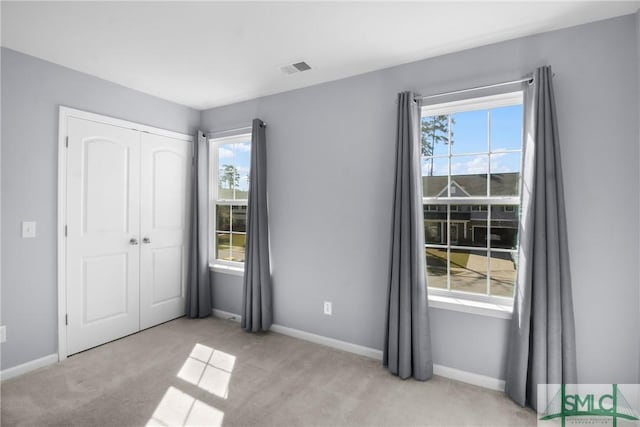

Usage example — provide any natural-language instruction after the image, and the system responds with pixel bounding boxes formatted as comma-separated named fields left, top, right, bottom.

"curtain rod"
left=416, top=76, right=533, bottom=101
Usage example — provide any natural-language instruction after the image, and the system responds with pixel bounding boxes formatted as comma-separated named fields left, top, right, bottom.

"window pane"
left=447, top=204, right=488, bottom=248
left=216, top=232, right=231, bottom=261
left=490, top=152, right=520, bottom=196
left=426, top=247, right=447, bottom=289
left=234, top=141, right=251, bottom=199
left=216, top=205, right=230, bottom=232
left=425, top=222, right=444, bottom=245
left=424, top=205, right=445, bottom=245
left=420, top=97, right=522, bottom=299
left=217, top=172, right=234, bottom=199
left=450, top=155, right=488, bottom=197
left=212, top=135, right=251, bottom=267
left=451, top=110, right=487, bottom=155
left=490, top=205, right=519, bottom=249
left=490, top=251, right=517, bottom=297
left=448, top=205, right=462, bottom=246
left=423, top=205, right=447, bottom=245
left=230, top=233, right=246, bottom=262
left=217, top=139, right=251, bottom=201
left=232, top=205, right=247, bottom=233
left=217, top=144, right=235, bottom=199
left=491, top=105, right=523, bottom=152
left=449, top=249, right=487, bottom=295
left=422, top=157, right=448, bottom=197
left=421, top=115, right=450, bottom=157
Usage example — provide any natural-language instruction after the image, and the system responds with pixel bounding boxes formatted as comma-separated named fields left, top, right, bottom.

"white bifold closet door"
left=139, top=132, right=191, bottom=330
left=66, top=117, right=191, bottom=356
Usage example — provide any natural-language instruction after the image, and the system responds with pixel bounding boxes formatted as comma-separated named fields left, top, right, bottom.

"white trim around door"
left=57, top=106, right=193, bottom=362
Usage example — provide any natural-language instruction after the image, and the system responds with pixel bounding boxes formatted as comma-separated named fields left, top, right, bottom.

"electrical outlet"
left=0, top=326, right=6, bottom=343
left=323, top=301, right=332, bottom=315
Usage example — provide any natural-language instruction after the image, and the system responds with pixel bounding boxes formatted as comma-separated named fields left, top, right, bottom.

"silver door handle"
left=129, top=238, right=139, bottom=245
left=143, top=237, right=151, bottom=244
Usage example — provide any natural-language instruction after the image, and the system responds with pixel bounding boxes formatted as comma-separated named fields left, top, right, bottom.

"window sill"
left=209, top=264, right=244, bottom=277
left=428, top=294, right=513, bottom=319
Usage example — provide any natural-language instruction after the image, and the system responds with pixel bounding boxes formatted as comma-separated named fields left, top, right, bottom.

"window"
left=421, top=92, right=523, bottom=301
left=210, top=133, right=251, bottom=267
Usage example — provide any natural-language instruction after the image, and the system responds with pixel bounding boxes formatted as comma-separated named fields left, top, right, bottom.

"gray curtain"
left=383, top=92, right=433, bottom=381
left=186, top=131, right=212, bottom=318
left=505, top=66, right=577, bottom=410
left=241, top=119, right=273, bottom=332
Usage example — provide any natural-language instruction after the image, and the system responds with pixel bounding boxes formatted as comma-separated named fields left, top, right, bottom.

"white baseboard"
left=433, top=364, right=505, bottom=391
left=211, top=308, right=505, bottom=391
left=1, top=353, right=58, bottom=381
left=270, top=324, right=384, bottom=361
left=212, top=308, right=242, bottom=323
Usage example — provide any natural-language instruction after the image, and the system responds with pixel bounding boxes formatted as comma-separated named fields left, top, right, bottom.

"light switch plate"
left=22, top=221, right=36, bottom=238
left=0, top=326, right=6, bottom=343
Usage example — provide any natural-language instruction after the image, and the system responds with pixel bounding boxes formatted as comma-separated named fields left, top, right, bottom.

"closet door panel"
left=66, top=117, right=141, bottom=355
left=139, top=133, right=191, bottom=329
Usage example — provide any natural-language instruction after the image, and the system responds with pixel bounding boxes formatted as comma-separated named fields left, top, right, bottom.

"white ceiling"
left=2, top=1, right=638, bottom=110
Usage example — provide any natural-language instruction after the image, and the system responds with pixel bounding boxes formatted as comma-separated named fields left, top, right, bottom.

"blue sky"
left=218, top=139, right=251, bottom=192
left=422, top=104, right=522, bottom=176
left=216, top=105, right=523, bottom=187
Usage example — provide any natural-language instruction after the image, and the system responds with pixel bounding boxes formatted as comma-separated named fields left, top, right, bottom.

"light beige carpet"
left=1, top=317, right=535, bottom=426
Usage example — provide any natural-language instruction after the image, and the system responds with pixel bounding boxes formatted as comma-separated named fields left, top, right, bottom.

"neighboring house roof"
left=423, top=172, right=519, bottom=197
left=436, top=179, right=471, bottom=197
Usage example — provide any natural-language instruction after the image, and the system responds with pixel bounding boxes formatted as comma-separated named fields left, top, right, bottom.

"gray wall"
left=2, top=14, right=638, bottom=383
left=0, top=48, right=200, bottom=370
left=0, top=7, right=3, bottom=373
left=637, top=9, right=640, bottom=385
left=203, top=14, right=640, bottom=383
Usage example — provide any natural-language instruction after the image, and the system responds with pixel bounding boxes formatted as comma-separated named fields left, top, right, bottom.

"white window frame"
left=209, top=131, right=252, bottom=273
left=422, top=91, right=523, bottom=306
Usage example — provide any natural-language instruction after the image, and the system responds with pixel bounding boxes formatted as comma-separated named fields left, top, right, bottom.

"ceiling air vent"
left=280, top=61, right=312, bottom=75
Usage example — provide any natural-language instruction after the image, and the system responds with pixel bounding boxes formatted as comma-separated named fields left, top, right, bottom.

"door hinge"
left=65, top=136, right=69, bottom=148
left=64, top=225, right=68, bottom=237
left=65, top=314, right=68, bottom=325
